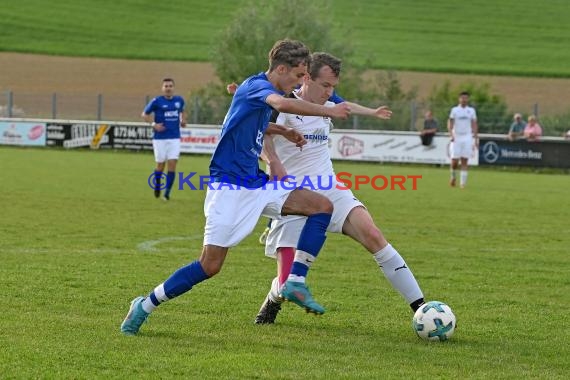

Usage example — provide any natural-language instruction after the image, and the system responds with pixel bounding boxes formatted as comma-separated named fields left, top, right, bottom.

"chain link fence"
left=1, top=90, right=566, bottom=136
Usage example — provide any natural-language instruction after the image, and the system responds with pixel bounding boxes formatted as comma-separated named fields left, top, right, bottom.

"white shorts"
left=450, top=137, right=473, bottom=159
left=153, top=139, right=180, bottom=162
left=265, top=182, right=364, bottom=257
left=203, top=183, right=294, bottom=248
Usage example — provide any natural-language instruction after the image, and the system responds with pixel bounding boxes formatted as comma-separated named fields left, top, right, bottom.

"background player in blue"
left=121, top=39, right=351, bottom=335
left=142, top=78, right=186, bottom=201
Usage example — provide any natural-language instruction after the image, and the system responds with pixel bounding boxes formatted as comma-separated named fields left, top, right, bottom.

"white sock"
left=373, top=244, right=424, bottom=304
left=268, top=277, right=282, bottom=302
left=287, top=250, right=315, bottom=283
left=141, top=297, right=157, bottom=313
left=450, top=169, right=456, bottom=180
left=287, top=274, right=306, bottom=283
left=460, top=170, right=468, bottom=186
left=141, top=284, right=168, bottom=313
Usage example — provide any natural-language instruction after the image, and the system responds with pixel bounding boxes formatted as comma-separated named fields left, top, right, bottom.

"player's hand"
left=374, top=105, right=392, bottom=120
left=329, top=102, right=351, bottom=119
left=226, top=82, right=238, bottom=95
left=269, top=160, right=288, bottom=181
left=153, top=123, right=166, bottom=132
left=283, top=128, right=307, bottom=150
left=180, top=121, right=187, bottom=128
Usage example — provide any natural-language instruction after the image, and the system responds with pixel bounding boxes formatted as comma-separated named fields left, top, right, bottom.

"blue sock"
left=164, top=171, right=175, bottom=197
left=290, top=213, right=332, bottom=280
left=147, top=261, right=209, bottom=307
left=154, top=170, right=163, bottom=190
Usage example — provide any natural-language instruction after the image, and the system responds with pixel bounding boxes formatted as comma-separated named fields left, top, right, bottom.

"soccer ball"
left=412, top=301, right=456, bottom=341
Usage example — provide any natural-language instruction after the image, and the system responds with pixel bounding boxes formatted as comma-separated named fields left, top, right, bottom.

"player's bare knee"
left=316, top=196, right=333, bottom=214
left=200, top=260, right=222, bottom=277
left=366, top=225, right=385, bottom=247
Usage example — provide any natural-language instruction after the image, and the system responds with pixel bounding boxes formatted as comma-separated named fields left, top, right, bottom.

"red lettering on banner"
left=335, top=172, right=352, bottom=190
left=371, top=175, right=388, bottom=190
left=390, top=175, right=406, bottom=190
left=407, top=175, right=422, bottom=190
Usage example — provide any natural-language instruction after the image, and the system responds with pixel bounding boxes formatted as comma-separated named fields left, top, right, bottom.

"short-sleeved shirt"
left=209, top=72, right=283, bottom=188
left=329, top=92, right=344, bottom=104
left=449, top=105, right=477, bottom=136
left=509, top=121, right=526, bottom=133
left=143, top=96, right=185, bottom=140
left=524, top=124, right=543, bottom=138
left=270, top=91, right=335, bottom=182
left=424, top=118, right=438, bottom=131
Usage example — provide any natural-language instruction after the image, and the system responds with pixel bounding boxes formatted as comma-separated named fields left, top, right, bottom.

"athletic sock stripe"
left=154, top=283, right=169, bottom=303
left=294, top=250, right=316, bottom=267
left=149, top=293, right=159, bottom=306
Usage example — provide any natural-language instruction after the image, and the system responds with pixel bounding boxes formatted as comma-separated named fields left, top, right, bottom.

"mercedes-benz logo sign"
left=482, top=141, right=500, bottom=163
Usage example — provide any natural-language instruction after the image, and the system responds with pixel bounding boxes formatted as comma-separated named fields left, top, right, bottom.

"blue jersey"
left=291, top=83, right=343, bottom=103
left=330, top=91, right=344, bottom=104
left=210, top=72, right=283, bottom=188
left=143, top=95, right=185, bottom=140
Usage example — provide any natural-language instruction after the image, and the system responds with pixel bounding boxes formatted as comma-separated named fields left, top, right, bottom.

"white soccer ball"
left=412, top=301, right=456, bottom=341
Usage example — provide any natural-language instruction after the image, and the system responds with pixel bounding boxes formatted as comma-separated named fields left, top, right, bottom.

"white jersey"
left=265, top=92, right=365, bottom=256
left=272, top=94, right=335, bottom=182
left=449, top=105, right=477, bottom=137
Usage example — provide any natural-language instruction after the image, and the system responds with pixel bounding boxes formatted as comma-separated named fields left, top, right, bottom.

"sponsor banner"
left=112, top=125, right=153, bottom=151
left=46, top=122, right=113, bottom=149
left=329, top=131, right=479, bottom=165
left=180, top=127, right=220, bottom=154
left=45, top=122, right=220, bottom=152
left=0, top=122, right=46, bottom=146
left=479, top=138, right=570, bottom=168
left=46, top=123, right=69, bottom=146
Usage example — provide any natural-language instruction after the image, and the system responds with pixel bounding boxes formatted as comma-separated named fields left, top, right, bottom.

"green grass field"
left=2, top=0, right=570, bottom=76
left=1, top=148, right=568, bottom=378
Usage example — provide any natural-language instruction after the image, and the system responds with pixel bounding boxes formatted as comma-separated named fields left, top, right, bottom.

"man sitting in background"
left=507, top=113, right=526, bottom=141
left=420, top=110, right=438, bottom=146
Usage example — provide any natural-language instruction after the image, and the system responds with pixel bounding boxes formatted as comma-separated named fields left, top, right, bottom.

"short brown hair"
left=268, top=39, right=311, bottom=71
left=308, top=52, right=342, bottom=80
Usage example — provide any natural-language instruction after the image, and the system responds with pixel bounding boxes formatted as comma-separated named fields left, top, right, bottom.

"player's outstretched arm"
left=345, top=101, right=392, bottom=119
left=267, top=94, right=350, bottom=119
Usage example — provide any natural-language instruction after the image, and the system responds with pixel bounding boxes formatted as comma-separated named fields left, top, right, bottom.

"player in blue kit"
left=121, top=39, right=351, bottom=335
left=142, top=78, right=186, bottom=201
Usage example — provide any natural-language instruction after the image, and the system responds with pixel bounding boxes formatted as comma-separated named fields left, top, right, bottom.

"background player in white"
left=448, top=91, right=478, bottom=188
left=142, top=78, right=186, bottom=200
left=255, top=52, right=425, bottom=324
left=121, top=40, right=351, bottom=335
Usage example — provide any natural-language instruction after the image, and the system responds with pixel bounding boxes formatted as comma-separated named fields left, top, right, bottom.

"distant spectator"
left=507, top=113, right=526, bottom=141
left=420, top=110, right=438, bottom=146
left=564, top=130, right=570, bottom=140
left=524, top=115, right=542, bottom=142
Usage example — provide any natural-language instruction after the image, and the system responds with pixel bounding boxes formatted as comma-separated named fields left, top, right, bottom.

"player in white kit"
left=448, top=91, right=478, bottom=188
left=255, top=53, right=425, bottom=324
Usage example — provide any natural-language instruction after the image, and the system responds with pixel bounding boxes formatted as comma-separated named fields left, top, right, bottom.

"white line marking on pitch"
left=137, top=235, right=203, bottom=252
